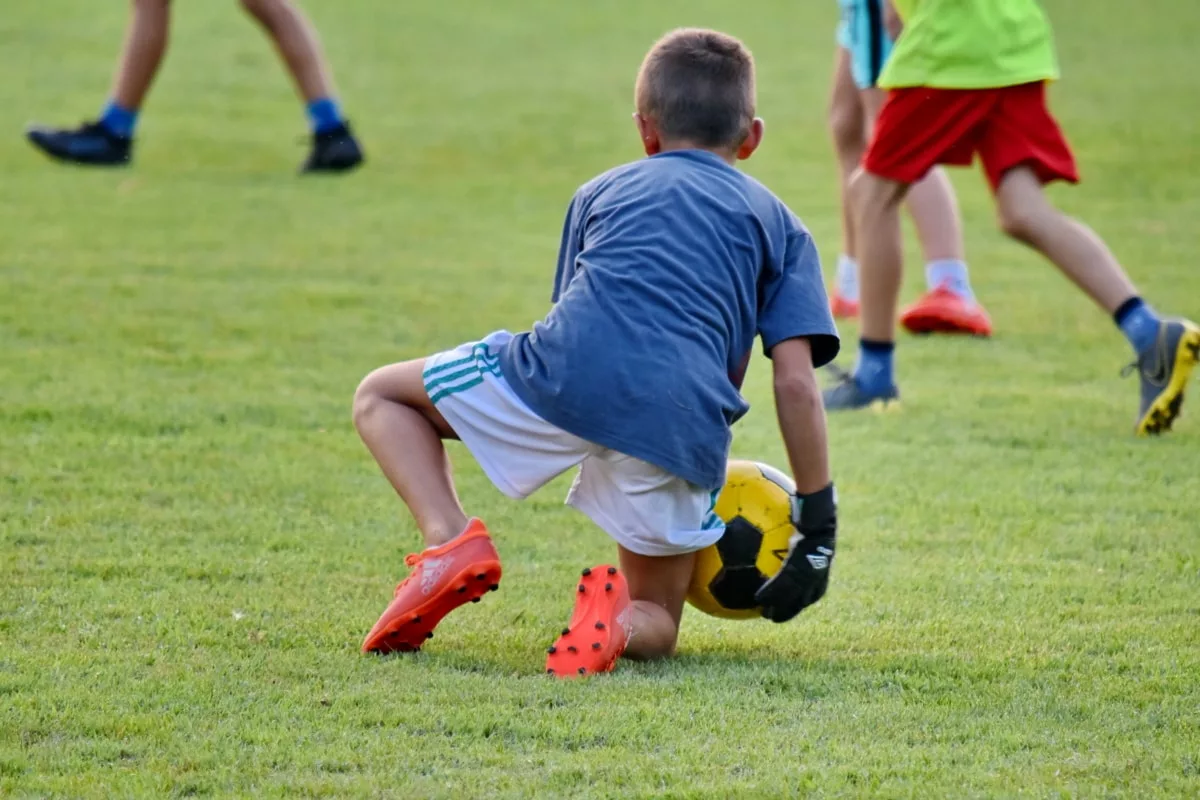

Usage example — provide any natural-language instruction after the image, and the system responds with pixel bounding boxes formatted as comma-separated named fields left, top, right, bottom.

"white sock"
left=925, top=259, right=974, bottom=301
left=836, top=254, right=860, bottom=302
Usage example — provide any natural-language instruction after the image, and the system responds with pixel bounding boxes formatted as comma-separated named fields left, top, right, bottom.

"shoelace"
left=393, top=552, right=425, bottom=596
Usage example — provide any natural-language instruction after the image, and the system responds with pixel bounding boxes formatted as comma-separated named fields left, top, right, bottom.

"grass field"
left=3, top=0, right=1199, bottom=796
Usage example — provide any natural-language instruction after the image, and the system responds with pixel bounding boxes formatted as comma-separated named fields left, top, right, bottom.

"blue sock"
left=99, top=100, right=138, bottom=139
left=926, top=259, right=974, bottom=300
left=854, top=339, right=896, bottom=395
left=1114, top=297, right=1160, bottom=354
left=306, top=98, right=344, bottom=134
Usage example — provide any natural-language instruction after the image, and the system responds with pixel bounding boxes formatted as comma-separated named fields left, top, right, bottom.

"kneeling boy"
left=353, top=29, right=840, bottom=676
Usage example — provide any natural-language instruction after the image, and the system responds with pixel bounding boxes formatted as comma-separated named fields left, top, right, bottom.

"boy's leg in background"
left=25, top=0, right=170, bottom=166
left=860, top=87, right=991, bottom=336
left=992, top=167, right=1199, bottom=434
left=828, top=47, right=867, bottom=318
left=240, top=0, right=364, bottom=172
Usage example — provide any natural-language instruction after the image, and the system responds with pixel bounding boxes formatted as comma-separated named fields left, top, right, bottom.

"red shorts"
left=863, top=81, right=1079, bottom=191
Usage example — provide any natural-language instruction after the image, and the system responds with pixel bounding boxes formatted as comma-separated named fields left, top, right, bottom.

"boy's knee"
left=239, top=0, right=282, bottom=21
left=997, top=202, right=1038, bottom=243
left=351, top=374, right=383, bottom=431
left=828, top=103, right=864, bottom=155
left=848, top=170, right=899, bottom=220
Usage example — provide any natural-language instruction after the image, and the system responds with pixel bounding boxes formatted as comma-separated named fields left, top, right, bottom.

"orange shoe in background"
left=361, top=519, right=502, bottom=654
left=545, top=565, right=631, bottom=679
left=900, top=286, right=993, bottom=337
left=830, top=289, right=860, bottom=320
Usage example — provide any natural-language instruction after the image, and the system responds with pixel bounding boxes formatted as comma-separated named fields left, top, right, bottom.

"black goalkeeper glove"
left=755, top=483, right=837, bottom=623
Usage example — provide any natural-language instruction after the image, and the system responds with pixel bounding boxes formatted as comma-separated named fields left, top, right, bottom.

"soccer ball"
left=686, top=460, right=795, bottom=620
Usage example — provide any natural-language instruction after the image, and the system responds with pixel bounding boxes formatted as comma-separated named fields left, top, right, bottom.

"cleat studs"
left=567, top=646, right=578, bottom=653
left=547, top=668, right=555, bottom=675
left=594, top=622, right=605, bottom=630
left=457, top=586, right=467, bottom=594
left=562, top=627, right=570, bottom=635
left=578, top=584, right=586, bottom=593
left=476, top=574, right=486, bottom=580
left=581, top=567, right=591, bottom=576
left=592, top=642, right=601, bottom=651
left=489, top=584, right=500, bottom=592
left=425, top=632, right=434, bottom=640
left=412, top=616, right=421, bottom=623
left=547, top=646, right=557, bottom=654
left=578, top=667, right=586, bottom=675
left=471, top=597, right=481, bottom=603
left=607, top=567, right=617, bottom=575
left=604, top=582, right=613, bottom=591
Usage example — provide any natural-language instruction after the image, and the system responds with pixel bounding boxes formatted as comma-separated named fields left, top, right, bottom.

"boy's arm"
left=770, top=337, right=829, bottom=494
left=754, top=337, right=838, bottom=623
left=884, top=0, right=904, bottom=39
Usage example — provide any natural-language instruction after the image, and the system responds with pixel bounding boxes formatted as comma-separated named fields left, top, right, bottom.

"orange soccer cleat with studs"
left=545, top=565, right=632, bottom=679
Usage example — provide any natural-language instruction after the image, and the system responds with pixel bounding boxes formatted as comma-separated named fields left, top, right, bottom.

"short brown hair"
left=635, top=28, right=756, bottom=151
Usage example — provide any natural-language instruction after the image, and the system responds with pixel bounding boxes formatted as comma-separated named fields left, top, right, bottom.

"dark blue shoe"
left=26, top=120, right=132, bottom=166
left=301, top=122, right=363, bottom=174
left=1126, top=318, right=1200, bottom=435
left=822, top=365, right=900, bottom=412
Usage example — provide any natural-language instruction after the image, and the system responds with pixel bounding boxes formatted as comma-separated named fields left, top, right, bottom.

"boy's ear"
left=736, top=117, right=765, bottom=161
left=633, top=112, right=662, bottom=156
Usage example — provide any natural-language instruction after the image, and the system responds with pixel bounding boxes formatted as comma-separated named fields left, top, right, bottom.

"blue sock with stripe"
left=853, top=339, right=896, bottom=396
left=306, top=98, right=344, bottom=134
left=1113, top=297, right=1160, bottom=355
left=99, top=100, right=138, bottom=139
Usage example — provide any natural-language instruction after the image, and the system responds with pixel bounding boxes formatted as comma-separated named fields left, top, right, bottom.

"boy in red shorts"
left=825, top=0, right=1199, bottom=435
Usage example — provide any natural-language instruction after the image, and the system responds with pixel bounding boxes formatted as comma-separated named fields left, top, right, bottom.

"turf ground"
left=2, top=0, right=1199, bottom=796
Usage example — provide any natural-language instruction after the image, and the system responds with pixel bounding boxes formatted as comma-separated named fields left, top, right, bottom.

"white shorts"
left=423, top=331, right=725, bottom=557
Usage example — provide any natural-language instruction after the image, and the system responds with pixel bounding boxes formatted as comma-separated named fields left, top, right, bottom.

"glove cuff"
left=790, top=483, right=837, bottom=531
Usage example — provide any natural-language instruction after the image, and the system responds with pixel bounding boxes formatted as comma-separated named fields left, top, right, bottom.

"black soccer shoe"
left=300, top=122, right=364, bottom=174
left=25, top=121, right=132, bottom=167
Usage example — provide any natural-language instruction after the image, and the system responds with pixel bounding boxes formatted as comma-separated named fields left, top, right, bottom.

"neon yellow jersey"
left=880, top=0, right=1059, bottom=89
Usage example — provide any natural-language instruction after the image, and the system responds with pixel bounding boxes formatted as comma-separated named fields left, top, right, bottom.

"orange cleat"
left=830, top=289, right=860, bottom=320
left=361, top=519, right=502, bottom=654
left=545, top=565, right=631, bottom=679
left=900, top=286, right=993, bottom=337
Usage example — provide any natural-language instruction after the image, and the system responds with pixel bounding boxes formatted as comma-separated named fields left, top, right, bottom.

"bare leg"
left=829, top=49, right=866, bottom=260
left=850, top=169, right=911, bottom=341
left=994, top=167, right=1136, bottom=313
left=110, top=0, right=171, bottom=110
left=352, top=360, right=469, bottom=546
left=240, top=0, right=337, bottom=102
left=619, top=547, right=695, bottom=660
left=861, top=88, right=964, bottom=263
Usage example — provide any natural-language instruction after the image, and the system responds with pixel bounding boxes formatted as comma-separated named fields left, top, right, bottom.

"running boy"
left=353, top=29, right=840, bottom=676
left=828, top=0, right=991, bottom=335
left=25, top=0, right=362, bottom=173
left=827, top=0, right=1199, bottom=432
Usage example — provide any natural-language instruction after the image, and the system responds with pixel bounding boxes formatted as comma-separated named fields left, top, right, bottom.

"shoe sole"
left=362, top=560, right=502, bottom=654
left=1137, top=324, right=1200, bottom=435
left=26, top=133, right=131, bottom=168
left=901, top=310, right=991, bottom=337
left=545, top=567, right=627, bottom=679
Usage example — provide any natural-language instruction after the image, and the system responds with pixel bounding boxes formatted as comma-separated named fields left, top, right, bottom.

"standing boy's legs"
left=240, top=0, right=364, bottom=172
left=26, top=0, right=170, bottom=166
left=828, top=48, right=867, bottom=318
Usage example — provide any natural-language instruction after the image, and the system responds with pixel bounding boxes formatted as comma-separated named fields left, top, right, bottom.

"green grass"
left=2, top=0, right=1199, bottom=796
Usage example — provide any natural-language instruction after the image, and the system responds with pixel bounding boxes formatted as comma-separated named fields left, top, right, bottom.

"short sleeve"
left=550, top=190, right=587, bottom=303
left=757, top=226, right=840, bottom=367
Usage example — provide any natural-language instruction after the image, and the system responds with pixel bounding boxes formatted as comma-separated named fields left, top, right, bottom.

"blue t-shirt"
left=498, top=150, right=839, bottom=491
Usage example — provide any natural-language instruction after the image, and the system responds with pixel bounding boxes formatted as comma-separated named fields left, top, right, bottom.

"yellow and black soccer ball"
left=686, top=460, right=796, bottom=620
